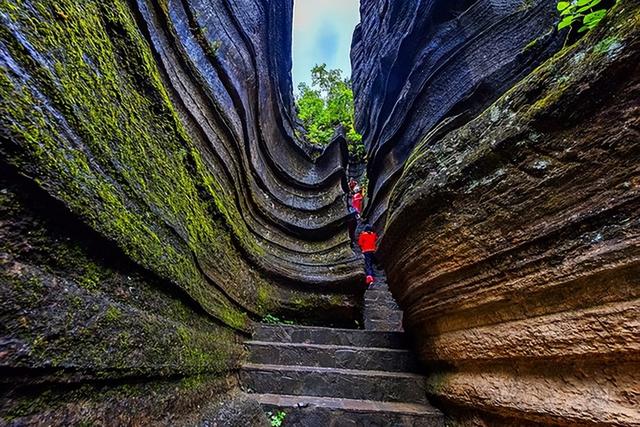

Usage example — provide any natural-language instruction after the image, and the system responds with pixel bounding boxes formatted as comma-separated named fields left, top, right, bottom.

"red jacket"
left=352, top=193, right=363, bottom=213
left=358, top=231, right=377, bottom=253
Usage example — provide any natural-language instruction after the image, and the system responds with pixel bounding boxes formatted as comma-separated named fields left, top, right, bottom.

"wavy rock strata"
left=352, top=0, right=564, bottom=227
left=0, top=0, right=359, bottom=423
left=378, top=4, right=640, bottom=425
left=2, top=0, right=639, bottom=425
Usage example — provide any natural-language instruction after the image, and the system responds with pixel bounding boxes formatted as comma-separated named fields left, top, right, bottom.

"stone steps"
left=363, top=318, right=404, bottom=332
left=365, top=307, right=404, bottom=323
left=363, top=281, right=404, bottom=332
left=241, top=363, right=428, bottom=404
left=241, top=268, right=444, bottom=425
left=256, top=394, right=444, bottom=427
left=253, top=324, right=407, bottom=348
left=246, top=340, right=420, bottom=372
left=364, top=292, right=400, bottom=310
left=241, top=323, right=443, bottom=425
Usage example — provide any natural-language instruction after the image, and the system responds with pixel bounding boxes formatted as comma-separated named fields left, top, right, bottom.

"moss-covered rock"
left=0, top=0, right=361, bottom=422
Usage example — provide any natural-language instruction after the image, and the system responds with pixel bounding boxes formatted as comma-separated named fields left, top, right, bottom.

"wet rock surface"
left=1, top=0, right=638, bottom=425
left=258, top=394, right=440, bottom=427
left=197, top=391, right=269, bottom=427
left=238, top=280, right=439, bottom=425
left=252, top=323, right=408, bottom=349
left=0, top=158, right=246, bottom=425
left=379, top=4, right=640, bottom=425
left=247, top=341, right=418, bottom=372
left=363, top=266, right=404, bottom=332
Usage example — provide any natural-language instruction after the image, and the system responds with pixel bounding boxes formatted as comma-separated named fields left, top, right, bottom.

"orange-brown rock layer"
left=380, top=4, right=640, bottom=425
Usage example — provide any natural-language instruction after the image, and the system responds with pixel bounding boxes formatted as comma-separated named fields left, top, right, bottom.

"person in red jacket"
left=352, top=186, right=363, bottom=215
left=348, top=178, right=358, bottom=193
left=358, top=224, right=377, bottom=285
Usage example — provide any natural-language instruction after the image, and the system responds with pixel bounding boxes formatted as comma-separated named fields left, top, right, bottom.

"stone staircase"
left=240, top=270, right=444, bottom=426
left=363, top=266, right=404, bottom=331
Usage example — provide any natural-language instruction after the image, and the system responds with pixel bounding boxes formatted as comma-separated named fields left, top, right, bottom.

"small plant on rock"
left=557, top=0, right=616, bottom=34
left=262, top=314, right=294, bottom=325
left=267, top=410, right=287, bottom=427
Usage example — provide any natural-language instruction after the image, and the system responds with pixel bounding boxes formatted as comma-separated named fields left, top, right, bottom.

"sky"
left=292, top=0, right=361, bottom=91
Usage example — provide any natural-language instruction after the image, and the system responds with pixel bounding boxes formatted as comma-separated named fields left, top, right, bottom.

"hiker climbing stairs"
left=240, top=270, right=444, bottom=426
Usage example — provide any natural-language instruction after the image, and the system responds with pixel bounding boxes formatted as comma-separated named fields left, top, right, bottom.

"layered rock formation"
left=0, top=0, right=359, bottom=423
left=376, top=3, right=640, bottom=425
left=352, top=0, right=564, bottom=227
left=2, top=0, right=639, bottom=424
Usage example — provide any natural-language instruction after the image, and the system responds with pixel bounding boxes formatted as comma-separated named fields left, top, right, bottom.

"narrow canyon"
left=1, top=0, right=638, bottom=425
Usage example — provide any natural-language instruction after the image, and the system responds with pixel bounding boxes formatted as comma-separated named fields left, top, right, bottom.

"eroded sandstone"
left=379, top=4, right=640, bottom=424
left=0, top=0, right=359, bottom=423
left=2, top=0, right=639, bottom=424
left=352, top=0, right=564, bottom=227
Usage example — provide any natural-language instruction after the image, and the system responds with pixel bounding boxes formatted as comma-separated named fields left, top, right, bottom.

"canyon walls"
left=368, top=1, right=640, bottom=425
left=2, top=0, right=639, bottom=424
left=0, top=0, right=358, bottom=423
left=352, top=0, right=564, bottom=227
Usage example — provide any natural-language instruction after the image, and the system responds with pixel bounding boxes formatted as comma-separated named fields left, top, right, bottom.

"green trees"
left=295, top=64, right=365, bottom=160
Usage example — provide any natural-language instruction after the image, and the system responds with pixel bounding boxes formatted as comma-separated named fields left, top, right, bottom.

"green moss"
left=329, top=294, right=346, bottom=306
left=526, top=6, right=637, bottom=119
left=0, top=0, right=354, bottom=335
left=593, top=35, right=622, bottom=55
left=256, top=285, right=271, bottom=311
left=175, top=325, right=233, bottom=372
left=0, top=0, right=264, bottom=330
left=218, top=307, right=248, bottom=330
left=78, top=261, right=102, bottom=291
left=2, top=374, right=234, bottom=423
left=104, top=306, right=122, bottom=322
left=1, top=390, right=55, bottom=422
left=193, top=26, right=221, bottom=57
left=290, top=296, right=318, bottom=310
left=179, top=374, right=207, bottom=391
left=528, top=79, right=571, bottom=115
left=3, top=272, right=45, bottom=306
left=0, top=183, right=253, bottom=422
left=523, top=37, right=539, bottom=52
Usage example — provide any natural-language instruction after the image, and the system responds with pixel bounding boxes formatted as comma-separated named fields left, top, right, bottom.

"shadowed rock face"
left=2, top=0, right=639, bottom=425
left=0, top=0, right=359, bottom=423
left=351, top=0, right=563, bottom=227
left=377, top=3, right=640, bottom=425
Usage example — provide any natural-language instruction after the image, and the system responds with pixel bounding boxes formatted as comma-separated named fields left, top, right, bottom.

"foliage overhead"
left=295, top=64, right=365, bottom=160
left=557, top=0, right=616, bottom=33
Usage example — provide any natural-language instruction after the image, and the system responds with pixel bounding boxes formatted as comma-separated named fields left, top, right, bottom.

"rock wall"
left=378, top=3, right=640, bottom=425
left=351, top=0, right=563, bottom=227
left=0, top=0, right=358, bottom=423
left=2, top=0, right=639, bottom=424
